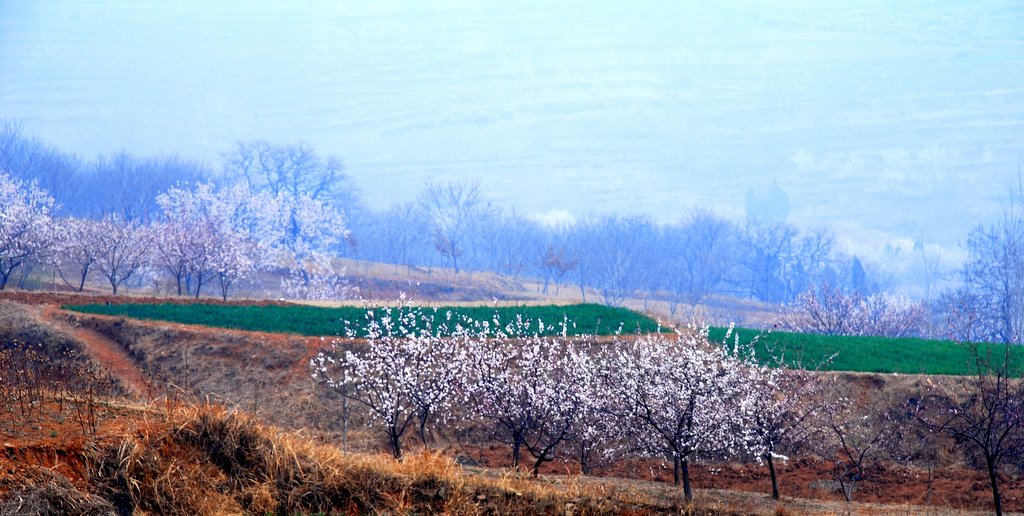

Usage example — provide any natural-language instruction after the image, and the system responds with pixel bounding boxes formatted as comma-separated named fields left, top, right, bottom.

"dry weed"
left=80, top=402, right=689, bottom=514
left=0, top=469, right=115, bottom=516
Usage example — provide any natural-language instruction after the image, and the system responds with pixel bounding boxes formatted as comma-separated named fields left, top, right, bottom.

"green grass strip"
left=708, top=326, right=1024, bottom=376
left=65, top=303, right=663, bottom=338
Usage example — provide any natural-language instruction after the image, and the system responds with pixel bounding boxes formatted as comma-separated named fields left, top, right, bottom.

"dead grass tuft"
left=0, top=469, right=115, bottom=516
left=0, top=301, right=81, bottom=360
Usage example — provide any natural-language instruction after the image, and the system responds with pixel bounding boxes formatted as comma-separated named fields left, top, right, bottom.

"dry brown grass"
left=1, top=398, right=1003, bottom=516
left=0, top=469, right=115, bottom=516
left=0, top=300, right=83, bottom=360
left=82, top=402, right=692, bottom=515
left=87, top=402, right=964, bottom=515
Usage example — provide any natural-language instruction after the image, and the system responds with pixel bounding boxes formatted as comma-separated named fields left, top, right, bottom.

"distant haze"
left=1, top=1, right=1022, bottom=258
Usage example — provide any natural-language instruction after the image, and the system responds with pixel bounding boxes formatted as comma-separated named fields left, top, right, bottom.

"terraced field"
left=709, top=326, right=1024, bottom=376
left=67, top=302, right=663, bottom=338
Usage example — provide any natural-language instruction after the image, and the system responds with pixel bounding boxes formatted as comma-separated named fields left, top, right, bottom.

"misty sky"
left=1, top=1, right=1022, bottom=259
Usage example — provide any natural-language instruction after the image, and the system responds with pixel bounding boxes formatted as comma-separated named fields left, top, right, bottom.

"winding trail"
left=41, top=306, right=154, bottom=400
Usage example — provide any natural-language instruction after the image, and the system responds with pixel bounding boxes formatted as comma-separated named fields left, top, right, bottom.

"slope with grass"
left=4, top=298, right=1023, bottom=512
left=709, top=326, right=1024, bottom=376
left=66, top=302, right=663, bottom=337
left=0, top=399, right=1005, bottom=515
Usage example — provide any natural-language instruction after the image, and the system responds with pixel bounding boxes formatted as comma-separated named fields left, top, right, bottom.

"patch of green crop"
left=708, top=326, right=1024, bottom=376
left=65, top=303, right=663, bottom=338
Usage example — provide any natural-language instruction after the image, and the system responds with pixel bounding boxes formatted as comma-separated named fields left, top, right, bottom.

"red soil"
left=39, top=306, right=154, bottom=399
left=460, top=444, right=1023, bottom=511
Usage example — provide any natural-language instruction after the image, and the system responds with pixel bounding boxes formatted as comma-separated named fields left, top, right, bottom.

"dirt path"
left=41, top=306, right=154, bottom=400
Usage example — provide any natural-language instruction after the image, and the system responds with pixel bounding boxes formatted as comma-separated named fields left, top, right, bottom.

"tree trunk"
left=682, top=459, right=693, bottom=502
left=0, top=262, right=19, bottom=290
left=531, top=454, right=545, bottom=478
left=220, top=274, right=229, bottom=301
left=389, top=425, right=402, bottom=459
left=530, top=441, right=562, bottom=478
left=673, top=455, right=681, bottom=485
left=417, top=411, right=429, bottom=445
left=579, top=446, right=591, bottom=476
left=511, top=438, right=522, bottom=469
left=77, top=266, right=89, bottom=292
left=766, top=452, right=780, bottom=500
left=987, top=455, right=1003, bottom=516
left=839, top=476, right=853, bottom=502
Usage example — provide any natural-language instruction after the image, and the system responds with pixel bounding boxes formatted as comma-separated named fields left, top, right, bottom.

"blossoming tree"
left=0, top=172, right=55, bottom=290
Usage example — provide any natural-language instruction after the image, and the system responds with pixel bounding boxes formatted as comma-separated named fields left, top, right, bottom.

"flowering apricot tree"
left=51, top=217, right=104, bottom=292
left=0, top=173, right=55, bottom=289
left=600, top=327, right=755, bottom=501
left=154, top=182, right=257, bottom=299
left=312, top=300, right=461, bottom=458
left=312, top=300, right=786, bottom=495
left=458, top=315, right=596, bottom=476
left=783, top=282, right=926, bottom=337
left=266, top=192, right=350, bottom=300
left=92, top=215, right=152, bottom=295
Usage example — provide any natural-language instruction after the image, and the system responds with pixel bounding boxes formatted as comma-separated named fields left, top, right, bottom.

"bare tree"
left=684, top=210, right=736, bottom=300
left=420, top=180, right=491, bottom=274
left=815, top=377, right=899, bottom=503
left=566, top=219, right=600, bottom=303
left=661, top=209, right=736, bottom=313
left=0, top=121, right=84, bottom=212
left=222, top=140, right=355, bottom=206
left=587, top=216, right=654, bottom=306
left=913, top=339, right=1024, bottom=516
left=86, top=152, right=209, bottom=222
left=735, top=221, right=835, bottom=303
left=959, top=191, right=1024, bottom=344
left=735, top=221, right=798, bottom=302
left=478, top=210, right=542, bottom=282
left=539, top=245, right=577, bottom=296
left=745, top=364, right=822, bottom=500
left=912, top=242, right=946, bottom=300
left=366, top=201, right=431, bottom=272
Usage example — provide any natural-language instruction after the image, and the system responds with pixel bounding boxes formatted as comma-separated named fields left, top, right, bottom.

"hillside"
left=2, top=292, right=1022, bottom=513
left=3, top=400, right=993, bottom=516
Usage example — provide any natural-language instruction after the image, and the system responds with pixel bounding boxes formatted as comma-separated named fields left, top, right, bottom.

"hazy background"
left=2, top=0, right=1022, bottom=261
